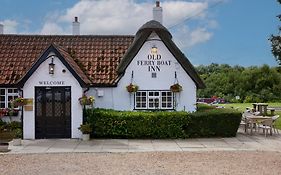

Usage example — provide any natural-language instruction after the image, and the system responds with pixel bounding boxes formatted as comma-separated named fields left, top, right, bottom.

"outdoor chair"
left=253, top=111, right=261, bottom=116
left=241, top=112, right=256, bottom=133
left=258, top=119, right=273, bottom=137
left=272, top=115, right=280, bottom=134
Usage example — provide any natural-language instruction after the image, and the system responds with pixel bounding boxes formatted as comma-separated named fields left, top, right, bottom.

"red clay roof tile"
left=0, top=35, right=134, bottom=86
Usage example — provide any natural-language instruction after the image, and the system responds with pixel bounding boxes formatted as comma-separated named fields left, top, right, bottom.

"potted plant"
left=12, top=128, right=22, bottom=146
left=126, top=83, right=139, bottom=93
left=170, top=83, right=183, bottom=92
left=78, top=123, right=92, bottom=141
left=79, top=95, right=95, bottom=106
left=12, top=97, right=27, bottom=107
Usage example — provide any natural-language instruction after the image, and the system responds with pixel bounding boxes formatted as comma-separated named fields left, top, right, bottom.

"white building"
left=0, top=1, right=204, bottom=139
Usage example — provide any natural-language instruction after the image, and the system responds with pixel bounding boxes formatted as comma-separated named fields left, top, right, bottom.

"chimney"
left=0, top=24, right=3, bottom=34
left=72, top=17, right=80, bottom=35
left=153, top=1, right=163, bottom=24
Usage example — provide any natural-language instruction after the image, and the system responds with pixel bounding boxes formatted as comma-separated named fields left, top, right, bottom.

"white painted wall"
left=89, top=34, right=197, bottom=112
left=22, top=52, right=83, bottom=139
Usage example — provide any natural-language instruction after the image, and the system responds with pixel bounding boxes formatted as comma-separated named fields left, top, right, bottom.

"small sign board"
left=25, top=98, right=33, bottom=105
left=24, top=98, right=33, bottom=111
left=24, top=105, right=33, bottom=111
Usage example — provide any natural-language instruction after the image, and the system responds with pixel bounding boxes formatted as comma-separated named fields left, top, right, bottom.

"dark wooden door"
left=35, top=87, right=71, bottom=139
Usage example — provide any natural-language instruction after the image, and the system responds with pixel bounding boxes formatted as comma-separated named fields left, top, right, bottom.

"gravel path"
left=1, top=151, right=280, bottom=175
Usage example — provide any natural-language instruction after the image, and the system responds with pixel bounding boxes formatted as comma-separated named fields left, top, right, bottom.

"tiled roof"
left=0, top=35, right=134, bottom=86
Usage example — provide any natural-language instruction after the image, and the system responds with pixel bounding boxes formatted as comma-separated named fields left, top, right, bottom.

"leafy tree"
left=270, top=0, right=281, bottom=64
left=196, top=64, right=281, bottom=103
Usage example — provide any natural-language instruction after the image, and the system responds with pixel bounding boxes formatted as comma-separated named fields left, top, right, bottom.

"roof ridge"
left=0, top=34, right=135, bottom=37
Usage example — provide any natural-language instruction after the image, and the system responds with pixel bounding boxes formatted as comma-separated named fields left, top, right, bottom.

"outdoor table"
left=267, top=108, right=275, bottom=115
left=252, top=103, right=268, bottom=115
left=245, top=115, right=272, bottom=135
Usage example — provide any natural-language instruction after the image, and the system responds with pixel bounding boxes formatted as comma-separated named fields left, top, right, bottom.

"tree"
left=196, top=64, right=281, bottom=103
left=270, top=0, right=281, bottom=64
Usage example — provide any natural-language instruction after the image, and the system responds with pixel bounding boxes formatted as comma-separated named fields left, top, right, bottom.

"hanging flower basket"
left=12, top=97, right=27, bottom=107
left=126, top=83, right=139, bottom=93
left=170, top=83, right=183, bottom=92
left=79, top=95, right=95, bottom=106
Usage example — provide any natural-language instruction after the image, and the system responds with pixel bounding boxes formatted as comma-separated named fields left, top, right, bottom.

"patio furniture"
left=272, top=115, right=280, bottom=134
left=245, top=115, right=272, bottom=135
left=258, top=119, right=273, bottom=137
left=242, top=112, right=258, bottom=133
left=267, top=108, right=276, bottom=115
left=252, top=103, right=268, bottom=115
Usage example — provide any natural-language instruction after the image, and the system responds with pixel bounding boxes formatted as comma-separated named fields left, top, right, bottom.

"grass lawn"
left=217, top=103, right=281, bottom=129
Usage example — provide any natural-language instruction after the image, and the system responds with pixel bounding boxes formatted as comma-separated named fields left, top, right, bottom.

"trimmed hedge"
left=86, top=107, right=241, bottom=138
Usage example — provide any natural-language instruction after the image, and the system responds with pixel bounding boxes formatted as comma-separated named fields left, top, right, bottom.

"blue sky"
left=0, top=0, right=280, bottom=67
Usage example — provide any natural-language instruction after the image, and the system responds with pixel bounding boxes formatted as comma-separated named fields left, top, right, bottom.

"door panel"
left=35, top=87, right=71, bottom=139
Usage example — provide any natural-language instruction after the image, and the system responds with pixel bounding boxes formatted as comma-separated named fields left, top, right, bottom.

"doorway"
left=35, top=87, right=71, bottom=139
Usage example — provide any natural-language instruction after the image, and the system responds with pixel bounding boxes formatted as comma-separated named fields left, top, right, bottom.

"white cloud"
left=39, top=0, right=210, bottom=36
left=0, top=19, right=18, bottom=34
left=173, top=25, right=213, bottom=48
left=33, top=0, right=217, bottom=47
left=40, top=22, right=64, bottom=35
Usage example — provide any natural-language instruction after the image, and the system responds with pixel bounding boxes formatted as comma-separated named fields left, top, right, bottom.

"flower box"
left=0, top=108, right=19, bottom=117
left=126, top=83, right=139, bottom=93
left=170, top=83, right=182, bottom=92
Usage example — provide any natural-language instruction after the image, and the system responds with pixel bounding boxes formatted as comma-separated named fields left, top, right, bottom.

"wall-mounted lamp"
left=151, top=46, right=158, bottom=55
left=49, top=56, right=55, bottom=74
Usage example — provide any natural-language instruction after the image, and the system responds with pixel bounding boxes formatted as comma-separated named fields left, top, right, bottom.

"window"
left=0, top=88, right=19, bottom=108
left=0, top=89, right=5, bottom=108
left=135, top=90, right=174, bottom=110
left=151, top=72, right=157, bottom=78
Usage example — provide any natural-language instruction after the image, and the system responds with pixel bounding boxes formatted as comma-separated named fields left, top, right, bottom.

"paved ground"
left=1, top=151, right=281, bottom=175
left=1, top=128, right=281, bottom=175
left=5, top=128, right=281, bottom=154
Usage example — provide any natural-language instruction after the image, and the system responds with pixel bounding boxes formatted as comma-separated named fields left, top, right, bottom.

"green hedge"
left=86, top=107, right=241, bottom=138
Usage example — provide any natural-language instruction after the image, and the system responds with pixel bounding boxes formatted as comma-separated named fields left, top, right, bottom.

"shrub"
left=1, top=121, right=22, bottom=131
left=187, top=108, right=241, bottom=137
left=86, top=107, right=241, bottom=138
left=87, top=109, right=189, bottom=138
left=78, top=123, right=93, bottom=134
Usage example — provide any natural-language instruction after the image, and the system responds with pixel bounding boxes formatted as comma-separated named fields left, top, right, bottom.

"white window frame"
left=0, top=88, right=19, bottom=109
left=0, top=88, right=6, bottom=109
left=134, top=90, right=174, bottom=110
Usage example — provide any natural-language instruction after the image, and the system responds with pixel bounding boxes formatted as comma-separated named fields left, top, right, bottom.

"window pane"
left=8, top=89, right=12, bottom=93
left=0, top=89, right=5, bottom=95
left=135, top=90, right=174, bottom=110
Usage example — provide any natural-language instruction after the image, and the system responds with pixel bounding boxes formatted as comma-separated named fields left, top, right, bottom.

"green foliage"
left=197, top=64, right=281, bottom=103
left=270, top=1, right=281, bottom=64
left=13, top=128, right=22, bottom=138
left=86, top=108, right=241, bottom=138
left=187, top=108, right=241, bottom=137
left=2, top=121, right=21, bottom=131
left=78, top=123, right=93, bottom=134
